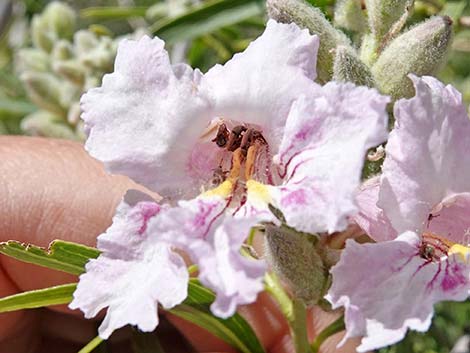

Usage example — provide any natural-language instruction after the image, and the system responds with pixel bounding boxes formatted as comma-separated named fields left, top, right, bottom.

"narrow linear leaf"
left=0, top=240, right=100, bottom=275
left=150, top=0, right=264, bottom=44
left=170, top=280, right=265, bottom=353
left=310, top=314, right=345, bottom=353
left=80, top=6, right=148, bottom=20
left=0, top=98, right=36, bottom=119
left=0, top=283, right=76, bottom=313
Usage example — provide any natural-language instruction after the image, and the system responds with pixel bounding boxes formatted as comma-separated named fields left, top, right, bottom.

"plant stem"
left=78, top=335, right=104, bottom=353
left=289, top=298, right=311, bottom=353
left=264, top=272, right=293, bottom=321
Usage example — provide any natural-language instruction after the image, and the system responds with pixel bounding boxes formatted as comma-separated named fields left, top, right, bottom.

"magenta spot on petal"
left=136, top=202, right=161, bottom=235
left=441, top=262, right=467, bottom=292
left=281, top=189, right=307, bottom=207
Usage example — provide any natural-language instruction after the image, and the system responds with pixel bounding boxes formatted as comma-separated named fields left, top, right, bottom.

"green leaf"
left=0, top=98, right=36, bottom=120
left=0, top=240, right=100, bottom=275
left=170, top=280, right=265, bottom=353
left=0, top=283, right=76, bottom=313
left=80, top=6, right=148, bottom=20
left=310, top=314, right=345, bottom=353
left=150, top=0, right=264, bottom=44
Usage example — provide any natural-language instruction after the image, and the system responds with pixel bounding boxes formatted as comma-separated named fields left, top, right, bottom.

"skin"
left=0, top=136, right=360, bottom=353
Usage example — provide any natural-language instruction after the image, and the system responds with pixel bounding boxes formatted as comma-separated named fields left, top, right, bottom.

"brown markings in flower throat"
left=419, top=232, right=454, bottom=262
left=212, top=123, right=268, bottom=182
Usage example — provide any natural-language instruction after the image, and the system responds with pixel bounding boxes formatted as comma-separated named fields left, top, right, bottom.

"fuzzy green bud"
left=265, top=225, right=330, bottom=305
left=53, top=60, right=85, bottom=85
left=21, top=72, right=67, bottom=115
left=31, top=16, right=53, bottom=52
left=21, top=111, right=77, bottom=140
left=334, top=0, right=365, bottom=34
left=266, top=0, right=352, bottom=83
left=372, top=16, right=453, bottom=99
left=366, top=0, right=412, bottom=42
left=42, top=2, right=76, bottom=40
left=333, top=46, right=375, bottom=87
left=52, top=40, right=74, bottom=61
left=16, top=49, right=49, bottom=72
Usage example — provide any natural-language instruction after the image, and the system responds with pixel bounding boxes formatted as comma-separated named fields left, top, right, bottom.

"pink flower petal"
left=202, top=19, right=320, bottom=151
left=70, top=193, right=188, bottom=339
left=271, top=83, right=389, bottom=234
left=379, top=75, right=470, bottom=234
left=354, top=177, right=397, bottom=242
left=326, top=232, right=470, bottom=352
left=147, top=195, right=266, bottom=318
left=82, top=36, right=212, bottom=199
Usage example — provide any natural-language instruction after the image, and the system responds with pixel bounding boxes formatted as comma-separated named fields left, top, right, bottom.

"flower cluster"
left=327, top=76, right=470, bottom=351
left=70, top=14, right=470, bottom=352
left=70, top=19, right=390, bottom=339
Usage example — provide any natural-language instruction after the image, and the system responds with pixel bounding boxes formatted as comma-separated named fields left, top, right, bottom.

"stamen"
left=245, top=141, right=261, bottom=180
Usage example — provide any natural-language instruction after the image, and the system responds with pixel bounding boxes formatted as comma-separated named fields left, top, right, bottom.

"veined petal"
left=82, top=36, right=212, bottom=198
left=427, top=193, right=470, bottom=245
left=326, top=232, right=470, bottom=352
left=272, top=83, right=389, bottom=234
left=379, top=75, right=470, bottom=234
left=202, top=20, right=320, bottom=150
left=69, top=194, right=188, bottom=339
left=198, top=216, right=266, bottom=318
left=146, top=195, right=266, bottom=318
left=354, top=177, right=397, bottom=242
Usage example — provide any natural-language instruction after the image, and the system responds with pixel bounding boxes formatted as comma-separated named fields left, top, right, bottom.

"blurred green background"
left=0, top=1, right=469, bottom=352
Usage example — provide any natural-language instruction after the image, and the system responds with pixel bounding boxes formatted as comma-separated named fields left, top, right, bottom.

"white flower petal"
left=272, top=83, right=389, bottom=234
left=379, top=75, right=470, bottom=234
left=82, top=36, right=212, bottom=198
left=69, top=195, right=188, bottom=339
left=327, top=231, right=470, bottom=352
left=202, top=20, right=320, bottom=150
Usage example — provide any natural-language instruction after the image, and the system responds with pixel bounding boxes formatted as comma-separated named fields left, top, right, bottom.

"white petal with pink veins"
left=271, top=83, right=389, bottom=234
left=354, top=177, right=397, bottom=242
left=379, top=75, right=470, bottom=234
left=69, top=194, right=189, bottom=339
left=82, top=36, right=212, bottom=199
left=326, top=232, right=470, bottom=352
left=202, top=19, right=320, bottom=150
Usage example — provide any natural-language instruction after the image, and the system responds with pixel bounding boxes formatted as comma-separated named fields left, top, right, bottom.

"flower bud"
left=372, top=16, right=453, bottom=99
left=16, top=49, right=49, bottom=72
left=334, top=0, right=365, bottom=34
left=266, top=0, right=352, bottom=83
left=264, top=225, right=329, bottom=305
left=53, top=60, right=86, bottom=85
left=31, top=16, right=53, bottom=52
left=52, top=40, right=74, bottom=61
left=42, top=2, right=76, bottom=40
left=333, top=45, right=375, bottom=87
left=366, top=0, right=412, bottom=42
left=67, top=102, right=81, bottom=125
left=21, top=111, right=77, bottom=140
left=21, top=72, right=67, bottom=115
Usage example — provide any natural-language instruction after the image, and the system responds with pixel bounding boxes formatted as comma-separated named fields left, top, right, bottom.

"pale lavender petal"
left=272, top=83, right=389, bottom=234
left=198, top=216, right=266, bottom=318
left=82, top=36, right=212, bottom=199
left=146, top=195, right=228, bottom=260
left=69, top=195, right=188, bottom=339
left=203, top=20, right=320, bottom=150
left=354, top=177, right=397, bottom=242
left=326, top=231, right=470, bottom=352
left=147, top=196, right=266, bottom=318
left=379, top=75, right=470, bottom=234
left=427, top=193, right=470, bottom=245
